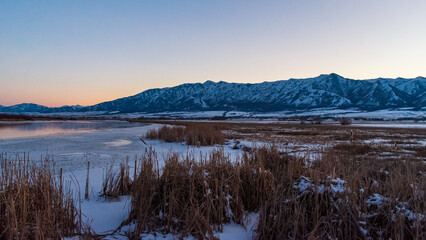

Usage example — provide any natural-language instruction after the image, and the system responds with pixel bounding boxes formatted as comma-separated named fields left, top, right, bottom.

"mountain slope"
left=0, top=103, right=49, bottom=113
left=1, top=74, right=425, bottom=114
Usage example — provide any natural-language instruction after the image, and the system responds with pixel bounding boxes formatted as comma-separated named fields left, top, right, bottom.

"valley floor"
left=1, top=120, right=425, bottom=239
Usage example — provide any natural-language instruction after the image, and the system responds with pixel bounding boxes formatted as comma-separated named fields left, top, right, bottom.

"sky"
left=1, top=1, right=426, bottom=107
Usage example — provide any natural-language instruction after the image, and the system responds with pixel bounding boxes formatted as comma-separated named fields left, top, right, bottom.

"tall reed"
left=124, top=145, right=425, bottom=239
left=0, top=154, right=81, bottom=239
left=146, top=124, right=225, bottom=146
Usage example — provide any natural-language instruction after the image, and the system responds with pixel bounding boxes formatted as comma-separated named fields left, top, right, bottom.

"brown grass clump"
left=256, top=182, right=363, bottom=239
left=0, top=155, right=81, bottom=239
left=124, top=145, right=425, bottom=239
left=333, top=142, right=373, bottom=155
left=134, top=120, right=426, bottom=238
left=146, top=125, right=186, bottom=143
left=146, top=124, right=225, bottom=146
left=100, top=161, right=133, bottom=199
left=129, top=150, right=240, bottom=239
left=126, top=147, right=279, bottom=239
left=255, top=148, right=426, bottom=240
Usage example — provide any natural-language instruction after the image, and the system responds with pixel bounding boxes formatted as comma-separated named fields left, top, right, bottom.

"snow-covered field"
left=0, top=121, right=254, bottom=239
left=352, top=122, right=426, bottom=129
left=1, top=119, right=425, bottom=239
left=6, top=107, right=426, bottom=120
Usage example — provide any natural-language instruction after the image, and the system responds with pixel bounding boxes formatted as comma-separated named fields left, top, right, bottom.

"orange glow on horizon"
left=1, top=1, right=425, bottom=107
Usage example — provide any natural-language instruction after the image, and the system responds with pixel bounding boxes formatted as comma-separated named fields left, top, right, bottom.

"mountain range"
left=1, top=74, right=425, bottom=114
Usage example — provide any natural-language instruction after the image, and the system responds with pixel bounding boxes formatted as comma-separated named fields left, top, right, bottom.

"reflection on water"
left=104, top=139, right=132, bottom=147
left=0, top=121, right=145, bottom=139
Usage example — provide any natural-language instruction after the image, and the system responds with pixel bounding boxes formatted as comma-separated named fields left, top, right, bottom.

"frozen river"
left=0, top=120, right=153, bottom=171
left=0, top=120, right=148, bottom=139
left=0, top=120, right=241, bottom=172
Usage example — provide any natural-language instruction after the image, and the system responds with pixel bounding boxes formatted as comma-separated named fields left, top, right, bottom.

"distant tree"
left=339, top=117, right=352, bottom=125
left=211, top=116, right=226, bottom=120
left=313, top=116, right=322, bottom=124
left=299, top=116, right=306, bottom=124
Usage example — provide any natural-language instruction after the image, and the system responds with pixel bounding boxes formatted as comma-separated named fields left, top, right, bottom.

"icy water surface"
left=0, top=121, right=241, bottom=172
left=0, top=120, right=151, bottom=170
left=0, top=120, right=145, bottom=139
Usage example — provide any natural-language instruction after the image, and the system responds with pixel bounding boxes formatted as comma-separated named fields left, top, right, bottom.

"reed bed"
left=0, top=154, right=81, bottom=240
left=100, top=160, right=133, bottom=199
left=117, top=145, right=426, bottom=239
left=122, top=147, right=277, bottom=239
left=256, top=149, right=426, bottom=240
left=146, top=124, right=225, bottom=146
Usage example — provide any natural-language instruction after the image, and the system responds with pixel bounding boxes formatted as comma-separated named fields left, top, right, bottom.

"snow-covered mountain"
left=0, top=103, right=49, bottom=113
left=1, top=74, right=425, bottom=114
left=0, top=104, right=84, bottom=113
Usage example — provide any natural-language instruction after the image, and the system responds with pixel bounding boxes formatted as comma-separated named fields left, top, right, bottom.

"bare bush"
left=339, top=117, right=352, bottom=125
left=312, top=116, right=322, bottom=124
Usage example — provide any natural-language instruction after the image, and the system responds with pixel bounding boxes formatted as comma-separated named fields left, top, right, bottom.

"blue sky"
left=1, top=1, right=425, bottom=106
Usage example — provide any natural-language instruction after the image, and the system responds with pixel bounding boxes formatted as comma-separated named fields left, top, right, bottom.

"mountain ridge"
left=1, top=74, right=425, bottom=114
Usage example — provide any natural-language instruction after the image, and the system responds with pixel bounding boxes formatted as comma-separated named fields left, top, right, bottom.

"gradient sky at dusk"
left=1, top=1, right=426, bottom=107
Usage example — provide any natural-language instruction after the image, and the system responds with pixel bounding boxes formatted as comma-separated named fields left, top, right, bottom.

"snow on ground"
left=67, top=166, right=131, bottom=234
left=352, top=123, right=426, bottom=129
left=69, top=164, right=257, bottom=239
left=363, top=138, right=389, bottom=144
left=0, top=121, right=253, bottom=239
left=339, top=109, right=426, bottom=120
left=132, top=213, right=258, bottom=240
left=3, top=119, right=424, bottom=239
left=7, top=107, right=425, bottom=120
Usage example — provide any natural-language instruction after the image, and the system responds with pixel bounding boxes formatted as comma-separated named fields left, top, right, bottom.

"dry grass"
left=100, top=161, right=133, bottom=199
left=333, top=142, right=374, bottom=155
left=4, top=118, right=424, bottom=238
left=129, top=149, right=241, bottom=239
left=135, top=119, right=425, bottom=155
left=128, top=120, right=426, bottom=238
left=124, top=147, right=281, bottom=239
left=256, top=148, right=426, bottom=240
left=120, top=144, right=425, bottom=239
left=146, top=124, right=225, bottom=146
left=0, top=154, right=81, bottom=239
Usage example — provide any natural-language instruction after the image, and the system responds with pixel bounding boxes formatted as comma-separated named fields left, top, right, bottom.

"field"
left=140, top=120, right=426, bottom=162
left=1, top=119, right=425, bottom=239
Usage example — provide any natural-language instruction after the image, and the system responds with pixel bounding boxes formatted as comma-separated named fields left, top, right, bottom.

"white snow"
left=330, top=178, right=345, bottom=193
left=0, top=121, right=254, bottom=239
left=8, top=107, right=425, bottom=121
left=353, top=123, right=426, bottom=129
left=293, top=176, right=313, bottom=192
left=293, top=176, right=346, bottom=194
left=366, top=194, right=387, bottom=207
left=135, top=213, right=258, bottom=240
left=394, top=203, right=425, bottom=222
